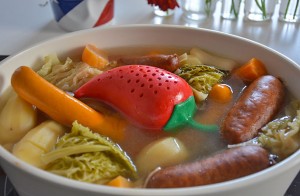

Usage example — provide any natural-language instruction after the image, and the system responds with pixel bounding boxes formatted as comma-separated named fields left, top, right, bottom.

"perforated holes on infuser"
left=127, top=79, right=131, bottom=83
left=136, top=79, right=140, bottom=83
left=158, top=83, right=162, bottom=86
left=154, top=90, right=158, bottom=95
left=131, top=89, right=135, bottom=93
left=136, top=73, right=139, bottom=76
left=152, top=73, right=156, bottom=76
left=141, top=83, right=145, bottom=87
left=140, top=93, right=144, bottom=98
left=97, top=78, right=101, bottom=82
left=149, top=84, right=153, bottom=88
left=167, top=86, right=170, bottom=90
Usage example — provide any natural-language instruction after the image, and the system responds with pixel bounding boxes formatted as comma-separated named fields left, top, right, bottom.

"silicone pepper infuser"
left=74, top=65, right=217, bottom=132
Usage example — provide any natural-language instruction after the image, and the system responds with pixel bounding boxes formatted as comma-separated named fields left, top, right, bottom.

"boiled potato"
left=190, top=48, right=238, bottom=71
left=12, top=121, right=66, bottom=169
left=0, top=87, right=14, bottom=111
left=135, top=137, right=189, bottom=175
left=0, top=93, right=37, bottom=144
left=179, top=53, right=202, bottom=66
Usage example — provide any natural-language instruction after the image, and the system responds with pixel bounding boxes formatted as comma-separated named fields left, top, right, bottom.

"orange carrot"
left=209, top=84, right=233, bottom=103
left=106, top=176, right=132, bottom=188
left=82, top=44, right=109, bottom=69
left=234, top=58, right=268, bottom=82
left=11, top=66, right=126, bottom=142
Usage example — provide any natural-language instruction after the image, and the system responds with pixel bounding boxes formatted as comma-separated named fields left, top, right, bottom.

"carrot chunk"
left=234, top=58, right=268, bottom=82
left=209, top=84, right=232, bottom=103
left=82, top=44, right=109, bottom=69
left=106, top=176, right=132, bottom=188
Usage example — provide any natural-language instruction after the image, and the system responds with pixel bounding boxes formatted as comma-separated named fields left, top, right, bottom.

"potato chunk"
left=135, top=137, right=189, bottom=175
left=12, top=121, right=66, bottom=168
left=0, top=94, right=37, bottom=144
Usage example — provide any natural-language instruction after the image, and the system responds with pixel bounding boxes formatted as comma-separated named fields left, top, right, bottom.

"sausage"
left=220, top=75, right=284, bottom=144
left=116, top=54, right=180, bottom=72
left=145, top=145, right=270, bottom=188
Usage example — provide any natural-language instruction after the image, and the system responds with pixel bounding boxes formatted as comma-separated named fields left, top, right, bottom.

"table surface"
left=0, top=0, right=299, bottom=196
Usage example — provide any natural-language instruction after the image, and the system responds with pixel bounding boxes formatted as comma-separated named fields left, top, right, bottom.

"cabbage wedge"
left=43, top=121, right=137, bottom=184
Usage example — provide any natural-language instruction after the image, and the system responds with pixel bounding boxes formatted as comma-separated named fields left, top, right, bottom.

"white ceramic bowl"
left=0, top=25, right=299, bottom=196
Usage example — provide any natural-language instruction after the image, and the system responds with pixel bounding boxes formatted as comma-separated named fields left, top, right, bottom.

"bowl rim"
left=1, top=143, right=300, bottom=195
left=0, top=24, right=300, bottom=195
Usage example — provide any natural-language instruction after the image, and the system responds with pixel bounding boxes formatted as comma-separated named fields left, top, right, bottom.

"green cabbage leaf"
left=37, top=54, right=102, bottom=92
left=258, top=101, right=300, bottom=159
left=42, top=121, right=137, bottom=184
left=176, top=64, right=226, bottom=103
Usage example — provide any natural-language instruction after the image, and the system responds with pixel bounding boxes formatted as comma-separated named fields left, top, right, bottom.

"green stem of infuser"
left=163, top=96, right=218, bottom=133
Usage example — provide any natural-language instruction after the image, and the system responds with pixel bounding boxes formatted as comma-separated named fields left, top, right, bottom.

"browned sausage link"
left=220, top=75, right=284, bottom=144
left=146, top=146, right=270, bottom=188
left=116, top=54, right=180, bottom=72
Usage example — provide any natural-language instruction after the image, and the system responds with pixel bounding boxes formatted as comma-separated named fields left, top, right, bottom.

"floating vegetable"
left=0, top=92, right=37, bottom=144
left=176, top=64, right=226, bottom=103
left=13, top=121, right=66, bottom=169
left=37, top=54, right=102, bottom=92
left=82, top=44, right=109, bottom=69
left=43, top=121, right=137, bottom=184
left=179, top=53, right=202, bottom=66
left=234, top=58, right=268, bottom=83
left=136, top=137, right=189, bottom=175
left=106, top=176, right=132, bottom=188
left=11, top=66, right=126, bottom=142
left=190, top=48, right=238, bottom=71
left=209, top=84, right=233, bottom=103
left=258, top=106, right=300, bottom=159
left=75, top=65, right=217, bottom=133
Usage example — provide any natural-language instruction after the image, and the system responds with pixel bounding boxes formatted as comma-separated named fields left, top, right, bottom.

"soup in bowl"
left=0, top=25, right=299, bottom=196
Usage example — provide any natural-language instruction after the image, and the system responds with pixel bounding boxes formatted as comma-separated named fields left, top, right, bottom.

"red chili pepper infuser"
left=75, top=65, right=217, bottom=133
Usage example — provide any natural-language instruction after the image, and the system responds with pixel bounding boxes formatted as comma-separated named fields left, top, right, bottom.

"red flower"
left=147, top=0, right=180, bottom=11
